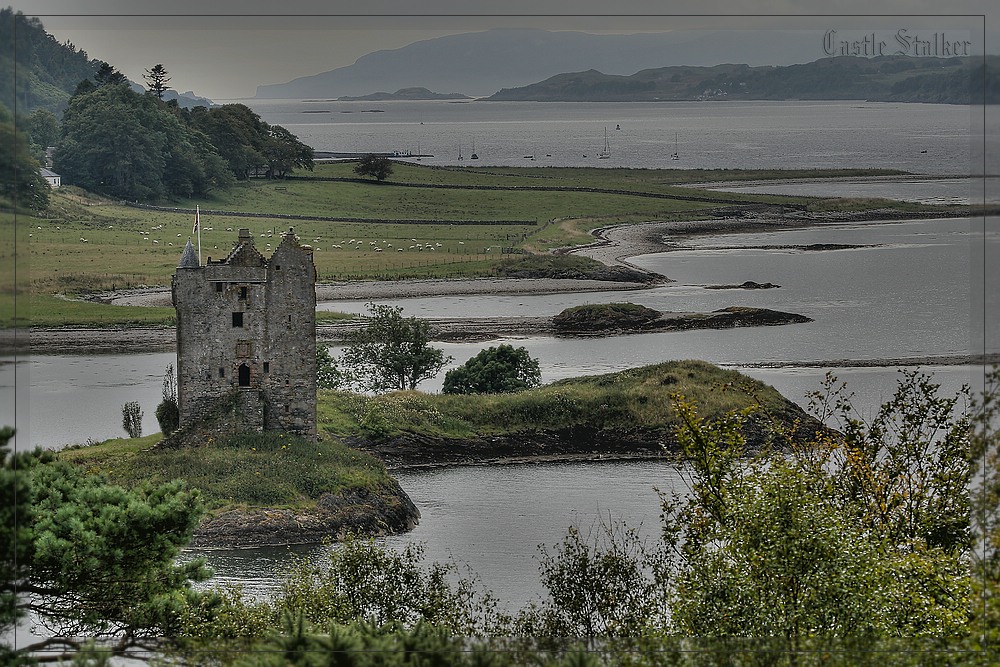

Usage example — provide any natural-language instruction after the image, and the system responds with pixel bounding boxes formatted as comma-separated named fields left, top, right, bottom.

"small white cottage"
left=40, top=168, right=60, bottom=188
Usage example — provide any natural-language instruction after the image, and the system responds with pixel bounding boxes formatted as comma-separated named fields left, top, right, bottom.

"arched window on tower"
left=238, top=363, right=251, bottom=387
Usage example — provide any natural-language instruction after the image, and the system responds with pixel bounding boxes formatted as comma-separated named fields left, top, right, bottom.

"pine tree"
left=144, top=63, right=171, bottom=100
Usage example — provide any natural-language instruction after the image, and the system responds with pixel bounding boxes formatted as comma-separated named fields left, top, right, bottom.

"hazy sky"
left=7, top=1, right=997, bottom=100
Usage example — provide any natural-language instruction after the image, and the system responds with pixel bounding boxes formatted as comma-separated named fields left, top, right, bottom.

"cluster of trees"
left=2, top=8, right=319, bottom=205
left=316, top=304, right=541, bottom=396
left=5, top=368, right=996, bottom=664
left=52, top=64, right=314, bottom=201
left=0, top=8, right=101, bottom=114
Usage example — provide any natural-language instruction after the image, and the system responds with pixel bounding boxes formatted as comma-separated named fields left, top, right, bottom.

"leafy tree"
left=26, top=108, right=59, bottom=153
left=0, top=427, right=28, bottom=640
left=155, top=364, right=179, bottom=436
left=263, top=124, right=314, bottom=179
left=0, top=104, right=48, bottom=209
left=970, top=367, right=1000, bottom=649
left=443, top=344, right=541, bottom=394
left=186, top=104, right=312, bottom=181
left=56, top=84, right=171, bottom=199
left=660, top=371, right=973, bottom=640
left=516, top=520, right=669, bottom=644
left=354, top=154, right=393, bottom=182
left=0, top=427, right=214, bottom=660
left=144, top=63, right=171, bottom=100
left=93, top=61, right=127, bottom=88
left=275, top=537, right=506, bottom=636
left=122, top=401, right=143, bottom=438
left=71, top=78, right=97, bottom=98
left=316, top=346, right=347, bottom=390
left=189, top=103, right=269, bottom=180
left=341, top=304, right=451, bottom=392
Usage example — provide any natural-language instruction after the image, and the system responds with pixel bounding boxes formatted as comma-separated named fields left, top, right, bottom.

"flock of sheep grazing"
left=50, top=221, right=479, bottom=255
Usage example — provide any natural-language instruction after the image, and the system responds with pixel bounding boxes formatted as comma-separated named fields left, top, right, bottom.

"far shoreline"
left=7, top=210, right=987, bottom=356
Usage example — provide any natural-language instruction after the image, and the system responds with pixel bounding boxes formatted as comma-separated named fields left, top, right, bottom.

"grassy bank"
left=58, top=431, right=394, bottom=514
left=6, top=163, right=972, bottom=328
left=55, top=362, right=800, bottom=513
left=318, top=360, right=808, bottom=442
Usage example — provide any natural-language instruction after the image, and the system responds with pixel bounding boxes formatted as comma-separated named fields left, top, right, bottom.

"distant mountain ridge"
left=337, top=87, right=470, bottom=101
left=254, top=28, right=824, bottom=99
left=485, top=56, right=999, bottom=104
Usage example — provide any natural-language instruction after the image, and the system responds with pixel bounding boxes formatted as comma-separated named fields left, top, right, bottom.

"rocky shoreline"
left=189, top=480, right=420, bottom=548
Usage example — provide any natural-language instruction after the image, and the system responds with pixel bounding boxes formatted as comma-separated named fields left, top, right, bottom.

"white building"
left=40, top=168, right=60, bottom=188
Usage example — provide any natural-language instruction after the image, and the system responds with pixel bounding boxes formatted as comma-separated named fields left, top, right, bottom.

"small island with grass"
left=552, top=302, right=811, bottom=336
left=322, top=360, right=827, bottom=469
left=58, top=360, right=827, bottom=547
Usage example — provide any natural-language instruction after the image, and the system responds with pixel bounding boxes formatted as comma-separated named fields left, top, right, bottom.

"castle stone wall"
left=172, top=228, right=317, bottom=438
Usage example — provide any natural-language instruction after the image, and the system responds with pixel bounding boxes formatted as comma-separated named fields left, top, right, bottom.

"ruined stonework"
left=172, top=228, right=317, bottom=437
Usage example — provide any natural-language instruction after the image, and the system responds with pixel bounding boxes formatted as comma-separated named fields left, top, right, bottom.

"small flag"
left=193, top=206, right=200, bottom=234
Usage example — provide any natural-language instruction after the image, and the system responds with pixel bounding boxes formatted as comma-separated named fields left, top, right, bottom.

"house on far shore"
left=40, top=167, right=60, bottom=188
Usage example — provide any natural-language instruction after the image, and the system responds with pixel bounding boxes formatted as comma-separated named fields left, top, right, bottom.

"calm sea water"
left=239, top=99, right=983, bottom=174
left=4, top=100, right=994, bottom=612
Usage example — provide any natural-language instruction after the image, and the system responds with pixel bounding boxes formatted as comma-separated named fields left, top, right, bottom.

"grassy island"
left=53, top=361, right=821, bottom=543
left=318, top=360, right=823, bottom=468
left=58, top=431, right=420, bottom=547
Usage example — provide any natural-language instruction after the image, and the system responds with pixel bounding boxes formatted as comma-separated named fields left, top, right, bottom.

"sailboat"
left=470, top=138, right=479, bottom=160
left=458, top=143, right=463, bottom=161
left=598, top=127, right=611, bottom=159
left=671, top=131, right=680, bottom=160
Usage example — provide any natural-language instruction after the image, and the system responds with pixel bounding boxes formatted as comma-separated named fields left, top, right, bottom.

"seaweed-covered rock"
left=553, top=302, right=661, bottom=333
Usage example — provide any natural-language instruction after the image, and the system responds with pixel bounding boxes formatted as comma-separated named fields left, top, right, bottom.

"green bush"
left=443, top=344, right=541, bottom=394
left=155, top=398, right=179, bottom=436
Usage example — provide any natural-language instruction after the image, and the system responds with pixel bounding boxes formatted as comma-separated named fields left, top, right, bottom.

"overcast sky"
left=7, top=1, right=997, bottom=100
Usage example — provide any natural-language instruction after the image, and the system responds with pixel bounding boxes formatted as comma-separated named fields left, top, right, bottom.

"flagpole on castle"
left=195, top=205, right=202, bottom=266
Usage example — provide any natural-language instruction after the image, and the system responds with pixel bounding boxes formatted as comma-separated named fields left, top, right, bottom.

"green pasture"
left=2, top=163, right=970, bottom=328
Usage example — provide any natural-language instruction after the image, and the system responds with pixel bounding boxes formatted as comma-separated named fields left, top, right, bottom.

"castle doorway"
left=238, top=363, right=251, bottom=387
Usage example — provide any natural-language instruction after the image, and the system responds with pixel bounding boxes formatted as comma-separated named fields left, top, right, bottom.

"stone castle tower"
left=172, top=227, right=317, bottom=437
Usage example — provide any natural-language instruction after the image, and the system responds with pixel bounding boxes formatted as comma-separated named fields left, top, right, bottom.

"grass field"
left=2, top=162, right=969, bottom=328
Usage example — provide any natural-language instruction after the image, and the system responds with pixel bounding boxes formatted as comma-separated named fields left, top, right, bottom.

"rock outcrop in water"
left=189, top=480, right=420, bottom=548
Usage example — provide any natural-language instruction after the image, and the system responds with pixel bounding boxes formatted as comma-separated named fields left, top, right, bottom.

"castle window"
left=219, top=367, right=225, bottom=378
left=239, top=286, right=248, bottom=300
left=215, top=283, right=223, bottom=293
left=263, top=361, right=270, bottom=373
left=275, top=265, right=281, bottom=270
left=285, top=404, right=290, bottom=413
left=238, top=364, right=251, bottom=387
left=232, top=312, right=244, bottom=327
